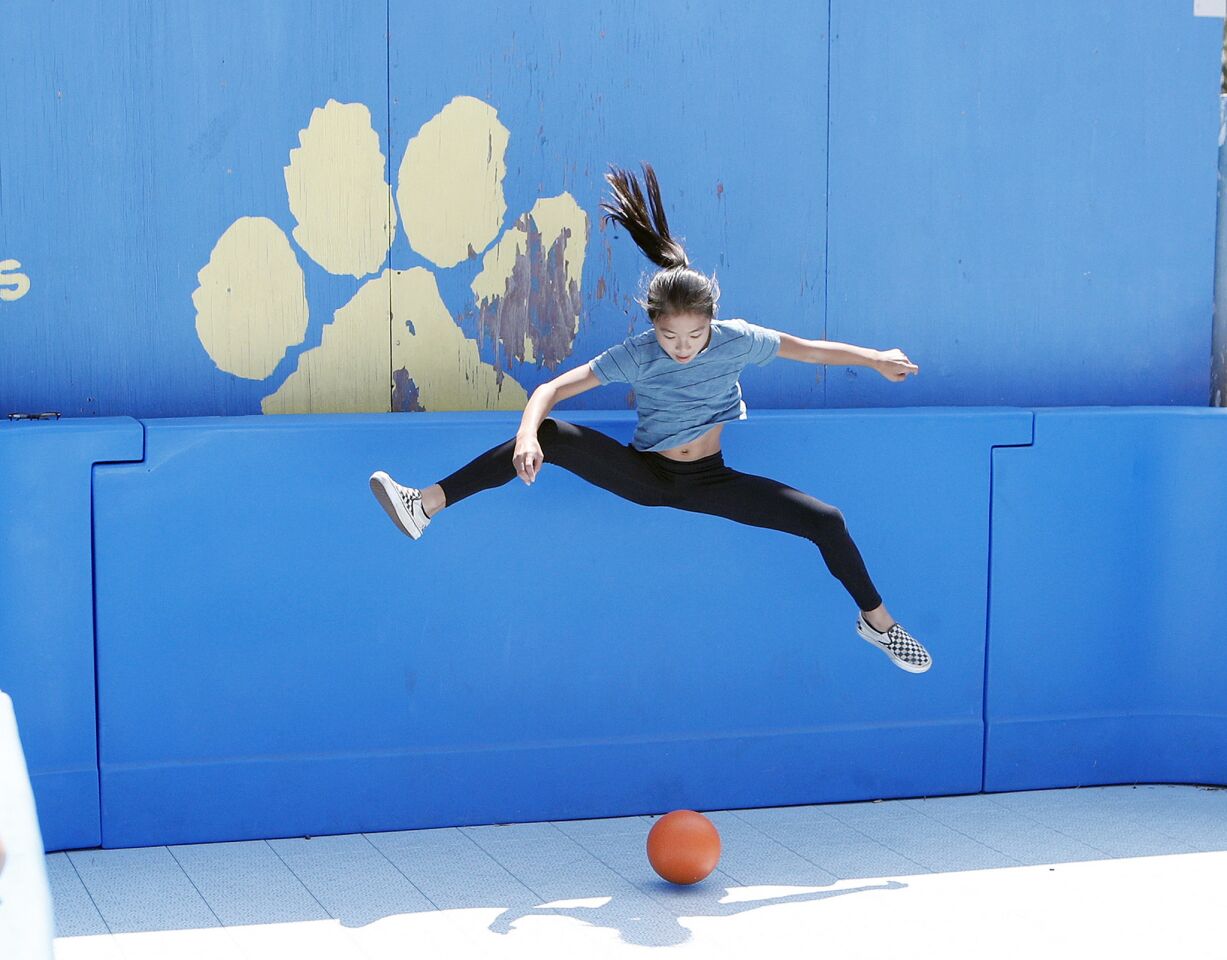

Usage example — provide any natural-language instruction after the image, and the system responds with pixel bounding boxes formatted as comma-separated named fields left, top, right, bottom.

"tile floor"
left=45, top=783, right=1227, bottom=959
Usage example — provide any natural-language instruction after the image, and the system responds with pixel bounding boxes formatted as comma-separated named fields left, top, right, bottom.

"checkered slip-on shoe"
left=369, top=470, right=432, bottom=540
left=856, top=613, right=932, bottom=673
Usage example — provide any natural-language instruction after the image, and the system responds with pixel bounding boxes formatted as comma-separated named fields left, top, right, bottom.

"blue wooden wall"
left=0, top=1, right=1220, bottom=417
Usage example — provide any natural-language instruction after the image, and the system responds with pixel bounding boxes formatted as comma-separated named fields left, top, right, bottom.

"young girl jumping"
left=370, top=162, right=931, bottom=674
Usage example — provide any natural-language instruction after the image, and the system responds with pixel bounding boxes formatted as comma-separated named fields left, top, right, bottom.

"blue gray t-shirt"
left=588, top=317, right=782, bottom=452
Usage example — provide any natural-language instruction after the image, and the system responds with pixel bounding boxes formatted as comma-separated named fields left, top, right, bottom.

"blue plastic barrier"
left=0, top=418, right=144, bottom=850
left=986, top=408, right=1227, bottom=788
left=3, top=408, right=1224, bottom=851
left=91, top=410, right=1024, bottom=847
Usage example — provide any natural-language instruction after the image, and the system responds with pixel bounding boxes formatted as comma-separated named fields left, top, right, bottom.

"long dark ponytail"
left=600, top=162, right=719, bottom=323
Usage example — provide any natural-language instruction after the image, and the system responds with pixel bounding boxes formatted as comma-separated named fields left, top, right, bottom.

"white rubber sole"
left=369, top=471, right=423, bottom=540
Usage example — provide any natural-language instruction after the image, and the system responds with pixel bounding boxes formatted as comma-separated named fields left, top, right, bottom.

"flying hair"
left=599, top=161, right=719, bottom=323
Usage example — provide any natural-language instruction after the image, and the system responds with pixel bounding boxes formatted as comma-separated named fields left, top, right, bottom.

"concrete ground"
left=45, top=783, right=1227, bottom=959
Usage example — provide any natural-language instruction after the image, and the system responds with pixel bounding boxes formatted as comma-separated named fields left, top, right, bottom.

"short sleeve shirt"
left=588, top=317, right=781, bottom=452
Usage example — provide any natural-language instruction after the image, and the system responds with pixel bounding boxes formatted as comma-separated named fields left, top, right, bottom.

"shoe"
left=856, top=613, right=932, bottom=673
left=369, top=470, right=432, bottom=540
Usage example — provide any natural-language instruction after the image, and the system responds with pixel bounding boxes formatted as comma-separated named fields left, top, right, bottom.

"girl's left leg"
left=668, top=465, right=883, bottom=614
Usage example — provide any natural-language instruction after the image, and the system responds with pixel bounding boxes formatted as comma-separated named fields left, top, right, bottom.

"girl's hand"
left=873, top=348, right=919, bottom=382
left=513, top=435, right=544, bottom=484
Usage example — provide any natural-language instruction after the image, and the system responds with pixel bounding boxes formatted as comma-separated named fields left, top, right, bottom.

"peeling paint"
left=391, top=267, right=528, bottom=410
left=471, top=192, right=588, bottom=375
left=392, top=368, right=427, bottom=412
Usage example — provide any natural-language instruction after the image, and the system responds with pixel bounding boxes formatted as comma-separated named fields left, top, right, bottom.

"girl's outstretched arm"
left=774, top=331, right=918, bottom=381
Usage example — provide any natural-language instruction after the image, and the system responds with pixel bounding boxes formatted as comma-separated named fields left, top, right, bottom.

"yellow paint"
left=469, top=192, right=587, bottom=311
left=469, top=220, right=529, bottom=293
left=197, top=95, right=563, bottom=415
left=0, top=259, right=31, bottom=301
left=284, top=99, right=396, bottom=279
left=397, top=96, right=509, bottom=269
left=261, top=273, right=391, bottom=414
left=261, top=267, right=527, bottom=414
left=193, top=217, right=309, bottom=380
left=391, top=268, right=528, bottom=410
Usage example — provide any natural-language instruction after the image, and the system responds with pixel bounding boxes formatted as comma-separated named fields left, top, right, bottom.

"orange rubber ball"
left=646, top=809, right=721, bottom=884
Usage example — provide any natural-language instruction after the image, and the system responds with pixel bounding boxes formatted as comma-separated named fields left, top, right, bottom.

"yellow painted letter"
left=0, top=259, right=31, bottom=301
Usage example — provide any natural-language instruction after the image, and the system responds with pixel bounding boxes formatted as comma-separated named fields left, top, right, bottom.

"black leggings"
left=436, top=417, right=883, bottom=612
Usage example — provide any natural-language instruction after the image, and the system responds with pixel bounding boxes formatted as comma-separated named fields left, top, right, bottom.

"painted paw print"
left=192, top=96, right=589, bottom=414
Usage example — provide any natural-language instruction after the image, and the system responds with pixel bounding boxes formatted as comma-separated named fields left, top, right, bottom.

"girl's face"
left=653, top=312, right=711, bottom=363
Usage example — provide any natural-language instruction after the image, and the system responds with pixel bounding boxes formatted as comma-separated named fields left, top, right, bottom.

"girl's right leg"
left=435, top=417, right=669, bottom=509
